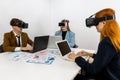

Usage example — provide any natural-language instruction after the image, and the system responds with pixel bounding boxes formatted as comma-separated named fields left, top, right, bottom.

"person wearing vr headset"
left=55, top=19, right=77, bottom=48
left=69, top=8, right=120, bottom=80
left=3, top=18, right=33, bottom=52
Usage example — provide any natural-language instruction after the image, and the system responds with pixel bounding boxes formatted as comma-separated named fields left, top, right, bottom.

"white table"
left=0, top=48, right=94, bottom=80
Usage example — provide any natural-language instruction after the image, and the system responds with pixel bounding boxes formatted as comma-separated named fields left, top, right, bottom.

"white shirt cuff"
left=15, top=47, right=21, bottom=52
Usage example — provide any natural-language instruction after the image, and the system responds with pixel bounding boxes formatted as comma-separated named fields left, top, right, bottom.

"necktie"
left=16, top=35, right=21, bottom=47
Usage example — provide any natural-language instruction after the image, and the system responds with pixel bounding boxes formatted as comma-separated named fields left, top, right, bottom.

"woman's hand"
left=77, top=50, right=93, bottom=57
left=68, top=53, right=78, bottom=60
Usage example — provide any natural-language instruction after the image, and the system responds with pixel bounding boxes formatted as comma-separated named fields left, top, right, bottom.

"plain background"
left=0, top=0, right=120, bottom=51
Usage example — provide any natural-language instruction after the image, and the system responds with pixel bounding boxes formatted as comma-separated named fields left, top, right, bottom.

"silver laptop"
left=56, top=40, right=75, bottom=61
left=56, top=40, right=89, bottom=61
left=47, top=36, right=62, bottom=49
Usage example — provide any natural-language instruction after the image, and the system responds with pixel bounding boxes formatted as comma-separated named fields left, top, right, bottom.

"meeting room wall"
left=0, top=0, right=120, bottom=51
left=50, top=0, right=120, bottom=50
left=0, top=0, right=51, bottom=44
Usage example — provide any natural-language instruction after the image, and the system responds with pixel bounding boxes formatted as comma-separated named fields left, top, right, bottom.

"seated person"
left=55, top=19, right=77, bottom=48
left=69, top=8, right=120, bottom=80
left=3, top=18, right=33, bottom=52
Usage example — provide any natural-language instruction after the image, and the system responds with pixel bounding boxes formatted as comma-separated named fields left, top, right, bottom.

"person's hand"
left=26, top=46, right=33, bottom=50
left=21, top=46, right=33, bottom=51
left=77, top=50, right=93, bottom=57
left=68, top=53, right=78, bottom=60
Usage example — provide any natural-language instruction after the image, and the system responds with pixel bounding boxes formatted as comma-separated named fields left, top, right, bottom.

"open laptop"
left=56, top=40, right=89, bottom=61
left=47, top=36, right=62, bottom=49
left=28, top=35, right=49, bottom=53
left=28, top=35, right=61, bottom=53
left=56, top=40, right=74, bottom=61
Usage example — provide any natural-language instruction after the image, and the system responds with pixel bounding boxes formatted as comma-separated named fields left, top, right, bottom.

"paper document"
left=6, top=51, right=55, bottom=65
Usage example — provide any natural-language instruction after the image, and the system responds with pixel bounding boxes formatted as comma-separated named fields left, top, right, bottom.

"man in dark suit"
left=3, top=18, right=33, bottom=52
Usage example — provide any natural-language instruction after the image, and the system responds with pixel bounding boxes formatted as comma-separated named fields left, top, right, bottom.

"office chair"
left=0, top=44, right=3, bottom=53
left=73, top=44, right=78, bottom=48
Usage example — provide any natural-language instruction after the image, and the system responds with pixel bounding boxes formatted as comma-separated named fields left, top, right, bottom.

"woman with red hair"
left=69, top=8, right=120, bottom=80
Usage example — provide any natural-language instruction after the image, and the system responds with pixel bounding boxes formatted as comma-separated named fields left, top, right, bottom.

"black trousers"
left=74, top=73, right=95, bottom=80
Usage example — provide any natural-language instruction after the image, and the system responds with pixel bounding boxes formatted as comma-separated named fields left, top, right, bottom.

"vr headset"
left=58, top=22, right=68, bottom=27
left=12, top=21, right=28, bottom=29
left=20, top=22, right=28, bottom=29
left=59, top=22, right=65, bottom=26
left=86, top=14, right=115, bottom=27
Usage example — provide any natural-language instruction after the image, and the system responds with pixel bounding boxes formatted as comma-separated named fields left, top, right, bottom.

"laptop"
left=28, top=35, right=49, bottom=53
left=56, top=40, right=89, bottom=61
left=47, top=36, right=62, bottom=49
left=29, top=35, right=61, bottom=53
left=56, top=40, right=75, bottom=61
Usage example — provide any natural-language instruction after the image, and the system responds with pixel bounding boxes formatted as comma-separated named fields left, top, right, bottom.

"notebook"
left=47, top=36, right=62, bottom=49
left=56, top=40, right=89, bottom=61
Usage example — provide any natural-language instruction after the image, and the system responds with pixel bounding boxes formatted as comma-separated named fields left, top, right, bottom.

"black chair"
left=73, top=44, right=78, bottom=48
left=0, top=44, right=3, bottom=53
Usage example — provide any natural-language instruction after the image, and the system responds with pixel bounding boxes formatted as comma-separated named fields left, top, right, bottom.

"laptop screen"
left=33, top=35, right=49, bottom=52
left=56, top=40, right=71, bottom=56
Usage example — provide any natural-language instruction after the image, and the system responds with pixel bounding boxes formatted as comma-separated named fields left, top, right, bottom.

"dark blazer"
left=75, top=37, right=120, bottom=80
left=3, top=31, right=33, bottom=52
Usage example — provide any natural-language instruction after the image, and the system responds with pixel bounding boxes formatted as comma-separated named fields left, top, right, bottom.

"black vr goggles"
left=17, top=22, right=28, bottom=29
left=58, top=22, right=68, bottom=27
left=85, top=14, right=115, bottom=27
left=20, top=22, right=28, bottom=29
left=59, top=22, right=65, bottom=26
left=12, top=21, right=28, bottom=29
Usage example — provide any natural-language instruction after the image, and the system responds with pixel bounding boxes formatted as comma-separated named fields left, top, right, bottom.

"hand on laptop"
left=68, top=53, right=78, bottom=60
left=21, top=46, right=33, bottom=51
left=77, top=50, right=94, bottom=57
left=68, top=51, right=94, bottom=63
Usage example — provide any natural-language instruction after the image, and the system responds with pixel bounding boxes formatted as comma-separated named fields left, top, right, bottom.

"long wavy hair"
left=95, top=8, right=120, bottom=51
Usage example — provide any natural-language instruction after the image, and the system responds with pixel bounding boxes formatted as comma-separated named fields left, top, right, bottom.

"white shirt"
left=13, top=31, right=22, bottom=51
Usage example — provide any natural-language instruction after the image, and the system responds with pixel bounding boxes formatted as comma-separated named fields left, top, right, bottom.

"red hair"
left=96, top=8, right=120, bottom=51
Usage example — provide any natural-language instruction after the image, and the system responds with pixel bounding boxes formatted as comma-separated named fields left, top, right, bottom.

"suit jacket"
left=55, top=30, right=75, bottom=47
left=75, top=37, right=120, bottom=80
left=3, top=31, right=33, bottom=52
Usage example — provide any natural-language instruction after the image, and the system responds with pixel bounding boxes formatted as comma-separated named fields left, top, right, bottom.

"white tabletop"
left=0, top=48, right=95, bottom=80
left=0, top=51, right=80, bottom=80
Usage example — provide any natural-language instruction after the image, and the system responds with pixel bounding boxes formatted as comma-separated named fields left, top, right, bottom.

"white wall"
left=0, top=0, right=120, bottom=50
left=0, top=0, right=51, bottom=43
left=50, top=0, right=120, bottom=50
